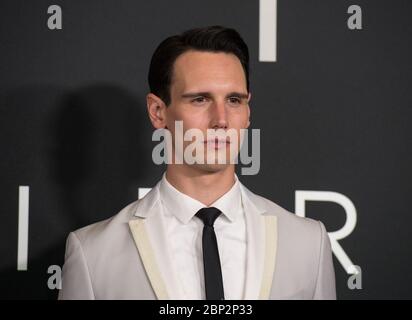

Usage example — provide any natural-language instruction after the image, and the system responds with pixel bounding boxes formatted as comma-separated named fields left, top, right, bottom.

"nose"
left=210, top=100, right=228, bottom=129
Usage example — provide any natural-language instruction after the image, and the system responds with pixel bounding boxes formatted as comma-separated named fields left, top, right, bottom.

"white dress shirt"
left=158, top=172, right=247, bottom=300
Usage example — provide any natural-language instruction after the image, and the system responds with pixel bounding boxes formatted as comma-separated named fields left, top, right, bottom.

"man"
left=58, top=26, right=336, bottom=300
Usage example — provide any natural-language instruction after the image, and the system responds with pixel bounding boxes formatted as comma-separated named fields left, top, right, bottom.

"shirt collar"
left=159, top=172, right=242, bottom=224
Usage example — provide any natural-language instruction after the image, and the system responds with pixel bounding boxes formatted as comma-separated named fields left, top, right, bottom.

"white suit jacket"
left=58, top=180, right=336, bottom=300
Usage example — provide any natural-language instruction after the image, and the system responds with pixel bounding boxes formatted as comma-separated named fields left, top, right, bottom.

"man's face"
left=164, top=50, right=251, bottom=172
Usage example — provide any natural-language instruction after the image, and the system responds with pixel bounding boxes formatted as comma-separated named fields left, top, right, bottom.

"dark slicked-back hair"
left=148, top=25, right=250, bottom=106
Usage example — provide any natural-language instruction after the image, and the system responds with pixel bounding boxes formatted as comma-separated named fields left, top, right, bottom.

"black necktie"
left=195, top=207, right=225, bottom=300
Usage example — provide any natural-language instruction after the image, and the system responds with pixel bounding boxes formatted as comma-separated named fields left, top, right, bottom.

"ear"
left=146, top=93, right=167, bottom=129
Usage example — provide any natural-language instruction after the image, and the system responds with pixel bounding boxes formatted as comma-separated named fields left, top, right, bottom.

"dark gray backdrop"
left=0, top=0, right=411, bottom=299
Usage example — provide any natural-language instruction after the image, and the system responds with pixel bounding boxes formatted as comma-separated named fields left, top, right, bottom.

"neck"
left=165, top=164, right=236, bottom=206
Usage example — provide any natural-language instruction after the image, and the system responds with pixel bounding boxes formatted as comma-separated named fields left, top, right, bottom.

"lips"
left=202, top=138, right=230, bottom=151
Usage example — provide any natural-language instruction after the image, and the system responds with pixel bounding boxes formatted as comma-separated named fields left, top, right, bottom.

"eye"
left=191, top=96, right=207, bottom=105
left=228, top=97, right=241, bottom=105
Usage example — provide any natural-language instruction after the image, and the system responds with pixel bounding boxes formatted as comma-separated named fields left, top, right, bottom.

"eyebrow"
left=181, top=92, right=249, bottom=99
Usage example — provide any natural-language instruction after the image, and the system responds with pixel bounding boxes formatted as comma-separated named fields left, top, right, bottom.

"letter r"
left=295, top=190, right=358, bottom=274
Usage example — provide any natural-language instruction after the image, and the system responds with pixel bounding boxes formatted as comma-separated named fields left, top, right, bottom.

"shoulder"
left=250, top=191, right=335, bottom=299
left=240, top=184, right=327, bottom=252
left=241, top=184, right=324, bottom=237
left=66, top=181, right=161, bottom=250
left=67, top=200, right=139, bottom=251
left=251, top=191, right=331, bottom=284
left=258, top=193, right=323, bottom=233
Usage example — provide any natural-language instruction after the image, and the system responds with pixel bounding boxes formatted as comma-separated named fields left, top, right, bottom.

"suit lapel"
left=128, top=183, right=185, bottom=300
left=259, top=215, right=278, bottom=299
left=129, top=218, right=169, bottom=299
left=240, top=184, right=278, bottom=300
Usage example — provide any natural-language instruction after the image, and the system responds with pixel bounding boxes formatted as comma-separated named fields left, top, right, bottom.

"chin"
left=191, top=162, right=232, bottom=174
